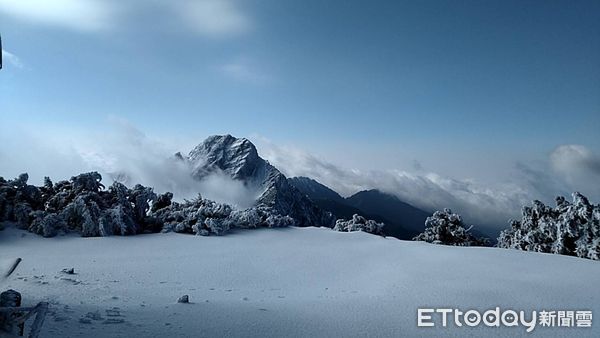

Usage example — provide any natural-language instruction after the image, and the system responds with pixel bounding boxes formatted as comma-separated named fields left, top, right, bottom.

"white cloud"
left=0, top=118, right=256, bottom=209
left=0, top=1, right=254, bottom=38
left=0, top=0, right=114, bottom=31
left=0, top=0, right=116, bottom=32
left=253, top=137, right=600, bottom=231
left=1, top=50, right=24, bottom=69
left=2, top=117, right=596, bottom=233
left=175, top=0, right=252, bottom=38
left=550, top=144, right=600, bottom=191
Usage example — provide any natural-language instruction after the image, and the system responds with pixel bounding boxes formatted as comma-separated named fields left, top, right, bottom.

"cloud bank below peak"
left=550, top=145, right=600, bottom=187
left=1, top=118, right=598, bottom=233
left=254, top=138, right=600, bottom=231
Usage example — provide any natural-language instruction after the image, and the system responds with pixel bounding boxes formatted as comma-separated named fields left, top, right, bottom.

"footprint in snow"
left=79, top=318, right=93, bottom=324
left=105, top=308, right=122, bottom=317
left=85, top=311, right=104, bottom=321
left=60, top=277, right=83, bottom=285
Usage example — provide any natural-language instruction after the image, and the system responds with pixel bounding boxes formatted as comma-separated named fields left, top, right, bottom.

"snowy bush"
left=413, top=209, right=487, bottom=246
left=226, top=209, right=261, bottom=229
left=497, top=192, right=600, bottom=260
left=99, top=205, right=138, bottom=236
left=13, top=202, right=33, bottom=230
left=0, top=172, right=169, bottom=238
left=0, top=171, right=310, bottom=238
left=29, top=211, right=65, bottom=238
left=264, top=214, right=296, bottom=228
left=160, top=196, right=295, bottom=235
left=71, top=171, right=104, bottom=193
left=333, top=214, right=384, bottom=235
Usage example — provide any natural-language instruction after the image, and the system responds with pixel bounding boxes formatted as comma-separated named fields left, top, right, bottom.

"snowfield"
left=1, top=226, right=599, bottom=337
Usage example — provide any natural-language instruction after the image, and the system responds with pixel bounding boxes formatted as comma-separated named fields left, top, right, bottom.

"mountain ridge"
left=288, top=176, right=430, bottom=239
left=181, top=135, right=335, bottom=227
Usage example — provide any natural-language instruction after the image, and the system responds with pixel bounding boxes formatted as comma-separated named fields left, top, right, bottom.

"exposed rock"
left=177, top=295, right=189, bottom=303
left=61, top=268, right=75, bottom=275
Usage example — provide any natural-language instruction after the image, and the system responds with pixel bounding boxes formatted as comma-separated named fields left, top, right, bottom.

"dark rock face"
left=0, top=289, right=24, bottom=335
left=287, top=177, right=345, bottom=203
left=177, top=295, right=189, bottom=304
left=184, top=135, right=335, bottom=227
left=345, top=190, right=430, bottom=238
left=287, top=177, right=429, bottom=239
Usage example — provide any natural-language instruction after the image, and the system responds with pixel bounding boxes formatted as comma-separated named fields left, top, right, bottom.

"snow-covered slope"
left=1, top=226, right=598, bottom=337
left=183, top=135, right=334, bottom=226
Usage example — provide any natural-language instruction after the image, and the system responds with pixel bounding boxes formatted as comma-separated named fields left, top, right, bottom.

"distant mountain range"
left=178, top=135, right=431, bottom=239
left=288, top=177, right=430, bottom=239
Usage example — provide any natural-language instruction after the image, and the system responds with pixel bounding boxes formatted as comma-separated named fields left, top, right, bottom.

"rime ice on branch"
left=0, top=172, right=301, bottom=238
left=497, top=192, right=600, bottom=260
left=333, top=214, right=384, bottom=235
left=413, top=208, right=488, bottom=246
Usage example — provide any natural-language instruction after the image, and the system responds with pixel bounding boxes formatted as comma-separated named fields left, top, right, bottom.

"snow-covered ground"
left=1, top=226, right=599, bottom=337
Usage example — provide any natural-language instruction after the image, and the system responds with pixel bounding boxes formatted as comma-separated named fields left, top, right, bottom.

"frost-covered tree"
left=333, top=214, right=384, bottom=235
left=0, top=172, right=166, bottom=237
left=157, top=195, right=296, bottom=236
left=497, top=192, right=600, bottom=260
left=226, top=209, right=261, bottom=229
left=413, top=209, right=487, bottom=246
left=264, top=213, right=296, bottom=228
left=0, top=171, right=315, bottom=238
left=29, top=211, right=65, bottom=238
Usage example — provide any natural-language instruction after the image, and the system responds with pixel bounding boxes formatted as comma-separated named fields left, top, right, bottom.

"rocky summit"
left=182, top=135, right=335, bottom=227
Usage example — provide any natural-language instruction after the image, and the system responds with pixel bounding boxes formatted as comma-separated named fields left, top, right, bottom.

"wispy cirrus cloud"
left=0, top=0, right=253, bottom=38
left=174, top=0, right=252, bottom=38
left=0, top=0, right=116, bottom=32
left=1, top=50, right=24, bottom=69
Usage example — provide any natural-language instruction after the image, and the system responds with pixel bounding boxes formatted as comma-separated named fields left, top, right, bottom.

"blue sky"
left=1, top=0, right=599, bottom=227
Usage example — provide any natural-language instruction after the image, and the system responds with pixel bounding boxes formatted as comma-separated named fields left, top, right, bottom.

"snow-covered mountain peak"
left=183, top=135, right=335, bottom=226
left=188, top=134, right=261, bottom=180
